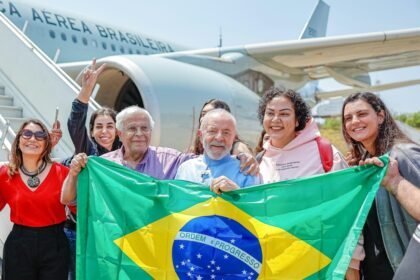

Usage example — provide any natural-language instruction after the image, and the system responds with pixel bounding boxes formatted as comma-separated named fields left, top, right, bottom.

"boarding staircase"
left=0, top=11, right=100, bottom=273
left=0, top=11, right=102, bottom=161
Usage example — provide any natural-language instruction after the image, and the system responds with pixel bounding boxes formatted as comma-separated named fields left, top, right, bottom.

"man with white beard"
left=175, top=109, right=260, bottom=194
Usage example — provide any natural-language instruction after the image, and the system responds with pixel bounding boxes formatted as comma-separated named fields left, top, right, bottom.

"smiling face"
left=19, top=123, right=47, bottom=158
left=262, top=96, right=297, bottom=148
left=92, top=114, right=116, bottom=151
left=200, top=111, right=236, bottom=160
left=343, top=99, right=384, bottom=153
left=118, top=112, right=152, bottom=160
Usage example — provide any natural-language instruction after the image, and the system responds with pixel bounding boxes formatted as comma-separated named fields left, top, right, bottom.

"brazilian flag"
left=76, top=156, right=388, bottom=280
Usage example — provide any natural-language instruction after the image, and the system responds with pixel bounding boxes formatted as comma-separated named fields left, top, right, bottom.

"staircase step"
left=0, top=148, right=10, bottom=162
left=0, top=106, right=23, bottom=118
left=0, top=96, right=13, bottom=106
left=5, top=117, right=25, bottom=131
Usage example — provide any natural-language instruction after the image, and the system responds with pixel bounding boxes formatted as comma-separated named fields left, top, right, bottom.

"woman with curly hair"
left=257, top=87, right=347, bottom=182
left=0, top=119, right=70, bottom=279
left=257, top=87, right=363, bottom=279
left=342, top=92, right=420, bottom=279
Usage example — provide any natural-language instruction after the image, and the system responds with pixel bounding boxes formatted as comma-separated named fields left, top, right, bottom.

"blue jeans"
left=64, top=227, right=76, bottom=280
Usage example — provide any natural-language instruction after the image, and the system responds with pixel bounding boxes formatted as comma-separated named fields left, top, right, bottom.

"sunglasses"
left=21, top=129, right=48, bottom=141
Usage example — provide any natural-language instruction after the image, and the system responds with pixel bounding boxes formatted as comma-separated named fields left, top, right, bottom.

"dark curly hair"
left=258, top=87, right=311, bottom=131
left=341, top=92, right=413, bottom=163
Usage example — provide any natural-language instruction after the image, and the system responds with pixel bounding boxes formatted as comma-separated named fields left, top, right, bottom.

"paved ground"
left=397, top=121, right=420, bottom=144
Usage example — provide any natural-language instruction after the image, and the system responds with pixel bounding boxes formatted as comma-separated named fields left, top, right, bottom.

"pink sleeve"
left=349, top=234, right=365, bottom=270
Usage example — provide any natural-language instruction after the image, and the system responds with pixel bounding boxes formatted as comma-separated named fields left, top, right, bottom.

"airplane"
left=1, top=0, right=420, bottom=152
left=1, top=0, right=420, bottom=272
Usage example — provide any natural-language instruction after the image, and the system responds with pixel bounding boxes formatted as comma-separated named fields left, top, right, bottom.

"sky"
left=26, top=0, right=420, bottom=113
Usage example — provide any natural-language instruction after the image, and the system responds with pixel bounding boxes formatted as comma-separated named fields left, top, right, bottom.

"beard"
left=202, top=139, right=231, bottom=160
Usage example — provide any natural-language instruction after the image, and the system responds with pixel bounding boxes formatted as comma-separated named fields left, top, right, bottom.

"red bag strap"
left=316, top=136, right=333, bottom=172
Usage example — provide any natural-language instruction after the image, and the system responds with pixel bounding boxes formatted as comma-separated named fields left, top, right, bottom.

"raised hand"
left=78, top=59, right=107, bottom=103
left=50, top=120, right=62, bottom=148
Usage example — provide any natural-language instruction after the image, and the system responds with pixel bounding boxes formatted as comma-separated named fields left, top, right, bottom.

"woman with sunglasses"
left=0, top=119, right=70, bottom=279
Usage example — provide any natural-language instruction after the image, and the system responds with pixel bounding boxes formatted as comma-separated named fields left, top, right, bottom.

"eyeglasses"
left=125, top=126, right=151, bottom=135
left=21, top=129, right=48, bottom=141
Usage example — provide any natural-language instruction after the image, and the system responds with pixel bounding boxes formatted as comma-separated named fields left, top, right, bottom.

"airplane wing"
left=160, top=27, right=420, bottom=92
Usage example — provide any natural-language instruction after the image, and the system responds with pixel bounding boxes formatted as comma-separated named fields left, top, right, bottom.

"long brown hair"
left=254, top=129, right=267, bottom=154
left=8, top=119, right=52, bottom=176
left=341, top=92, right=413, bottom=163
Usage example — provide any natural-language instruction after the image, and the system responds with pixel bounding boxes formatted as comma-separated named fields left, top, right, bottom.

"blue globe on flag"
left=172, top=215, right=262, bottom=279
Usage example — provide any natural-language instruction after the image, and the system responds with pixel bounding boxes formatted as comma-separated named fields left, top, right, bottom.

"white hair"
left=200, top=108, right=237, bottom=131
left=116, top=106, right=155, bottom=130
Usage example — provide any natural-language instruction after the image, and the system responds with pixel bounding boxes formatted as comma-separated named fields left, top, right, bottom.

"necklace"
left=20, top=161, right=47, bottom=188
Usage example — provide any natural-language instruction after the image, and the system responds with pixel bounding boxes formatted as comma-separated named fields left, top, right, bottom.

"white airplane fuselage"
left=0, top=0, right=187, bottom=62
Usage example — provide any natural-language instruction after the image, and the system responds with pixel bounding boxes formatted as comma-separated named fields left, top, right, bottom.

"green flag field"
left=76, top=156, right=388, bottom=280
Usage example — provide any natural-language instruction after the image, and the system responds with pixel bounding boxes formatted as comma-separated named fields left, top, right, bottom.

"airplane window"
left=92, top=40, right=98, bottom=48
left=61, top=33, right=67, bottom=41
left=102, top=42, right=107, bottom=50
left=120, top=46, right=125, bottom=53
left=111, top=44, right=116, bottom=51
left=71, top=35, right=77, bottom=44
left=82, top=37, right=88, bottom=46
left=128, top=49, right=133, bottom=54
left=136, top=50, right=141, bottom=54
left=49, top=30, right=56, bottom=39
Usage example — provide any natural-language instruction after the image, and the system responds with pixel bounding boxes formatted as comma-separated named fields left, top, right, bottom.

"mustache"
left=209, top=141, right=226, bottom=147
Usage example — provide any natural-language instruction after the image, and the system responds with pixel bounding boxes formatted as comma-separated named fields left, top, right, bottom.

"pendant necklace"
left=20, top=161, right=47, bottom=188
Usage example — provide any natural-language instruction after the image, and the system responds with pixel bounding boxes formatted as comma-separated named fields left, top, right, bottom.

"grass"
left=319, top=127, right=348, bottom=155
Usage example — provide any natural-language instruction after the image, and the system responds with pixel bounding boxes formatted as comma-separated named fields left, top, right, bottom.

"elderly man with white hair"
left=98, top=106, right=193, bottom=179
left=176, top=109, right=260, bottom=193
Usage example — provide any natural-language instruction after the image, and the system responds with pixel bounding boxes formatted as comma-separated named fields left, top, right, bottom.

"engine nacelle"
left=65, top=55, right=261, bottom=151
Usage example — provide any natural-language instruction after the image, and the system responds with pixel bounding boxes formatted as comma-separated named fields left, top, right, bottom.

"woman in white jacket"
left=257, top=87, right=361, bottom=279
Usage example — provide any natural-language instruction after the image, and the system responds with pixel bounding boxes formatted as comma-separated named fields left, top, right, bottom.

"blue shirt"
left=175, top=154, right=260, bottom=188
